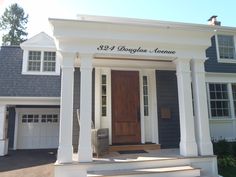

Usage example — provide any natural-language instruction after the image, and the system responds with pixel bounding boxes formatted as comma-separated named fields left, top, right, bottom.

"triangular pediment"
left=20, top=32, right=56, bottom=50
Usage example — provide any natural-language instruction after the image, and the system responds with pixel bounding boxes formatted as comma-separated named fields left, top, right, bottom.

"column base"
left=180, top=140, right=198, bottom=157
left=78, top=146, right=93, bottom=162
left=57, top=145, right=73, bottom=163
left=0, top=139, right=8, bottom=156
left=55, top=163, right=87, bottom=177
left=198, top=141, right=213, bottom=156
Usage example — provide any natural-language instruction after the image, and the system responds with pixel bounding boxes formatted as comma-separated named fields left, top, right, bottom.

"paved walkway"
left=0, top=149, right=56, bottom=177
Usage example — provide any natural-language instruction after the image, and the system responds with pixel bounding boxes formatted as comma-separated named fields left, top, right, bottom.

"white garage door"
left=17, top=109, right=59, bottom=149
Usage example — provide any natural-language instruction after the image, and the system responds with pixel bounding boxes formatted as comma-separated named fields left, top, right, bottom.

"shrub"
left=218, top=156, right=236, bottom=168
left=231, top=142, right=236, bottom=157
left=213, top=139, right=231, bottom=157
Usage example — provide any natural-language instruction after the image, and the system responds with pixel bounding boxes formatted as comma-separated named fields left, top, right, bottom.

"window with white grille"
left=217, top=35, right=235, bottom=60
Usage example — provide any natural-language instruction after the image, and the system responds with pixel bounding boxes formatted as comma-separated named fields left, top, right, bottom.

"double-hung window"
left=43, top=52, right=56, bottom=72
left=217, top=35, right=236, bottom=61
left=28, top=51, right=41, bottom=71
left=208, top=83, right=230, bottom=118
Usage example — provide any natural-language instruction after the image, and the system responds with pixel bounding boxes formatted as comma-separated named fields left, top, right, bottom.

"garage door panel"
left=17, top=110, right=59, bottom=149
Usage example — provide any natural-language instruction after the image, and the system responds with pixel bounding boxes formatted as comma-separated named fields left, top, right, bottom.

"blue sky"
left=0, top=0, right=236, bottom=42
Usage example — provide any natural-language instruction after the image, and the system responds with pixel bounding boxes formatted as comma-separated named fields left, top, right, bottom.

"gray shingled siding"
left=72, top=68, right=80, bottom=151
left=205, top=36, right=236, bottom=73
left=156, top=70, right=180, bottom=148
left=72, top=68, right=95, bottom=151
left=0, top=46, right=61, bottom=97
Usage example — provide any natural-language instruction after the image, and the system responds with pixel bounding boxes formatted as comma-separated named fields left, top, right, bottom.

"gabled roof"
left=20, top=32, right=56, bottom=50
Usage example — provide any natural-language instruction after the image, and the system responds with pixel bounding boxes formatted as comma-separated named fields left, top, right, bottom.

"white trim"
left=228, top=83, right=236, bottom=119
left=209, top=118, right=236, bottom=122
left=206, top=72, right=236, bottom=83
left=139, top=71, right=145, bottom=144
left=150, top=70, right=159, bottom=144
left=218, top=59, right=236, bottom=64
left=13, top=109, right=18, bottom=150
left=106, top=69, right=112, bottom=144
left=139, top=70, right=159, bottom=144
left=55, top=14, right=234, bottom=32
left=0, top=97, right=60, bottom=105
left=94, top=68, right=112, bottom=144
left=91, top=59, right=176, bottom=71
left=94, top=68, right=101, bottom=129
left=206, top=83, right=212, bottom=119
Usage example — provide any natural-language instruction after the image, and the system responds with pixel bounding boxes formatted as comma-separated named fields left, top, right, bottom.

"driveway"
left=0, top=149, right=57, bottom=177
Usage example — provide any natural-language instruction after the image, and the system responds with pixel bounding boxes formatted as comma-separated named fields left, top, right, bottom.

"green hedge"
left=213, top=140, right=236, bottom=168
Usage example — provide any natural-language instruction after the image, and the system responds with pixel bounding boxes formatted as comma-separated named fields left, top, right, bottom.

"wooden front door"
left=111, top=70, right=141, bottom=144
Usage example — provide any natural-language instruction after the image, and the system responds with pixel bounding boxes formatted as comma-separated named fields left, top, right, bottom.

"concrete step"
left=87, top=158, right=190, bottom=172
left=87, top=165, right=201, bottom=177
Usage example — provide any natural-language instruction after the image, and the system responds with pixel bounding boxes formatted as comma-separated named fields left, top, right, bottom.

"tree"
left=0, top=3, right=28, bottom=45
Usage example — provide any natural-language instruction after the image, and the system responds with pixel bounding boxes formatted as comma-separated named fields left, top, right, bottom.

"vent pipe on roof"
left=208, top=15, right=221, bottom=26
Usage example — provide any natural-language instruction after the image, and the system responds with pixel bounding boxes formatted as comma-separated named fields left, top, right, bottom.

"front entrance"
left=111, top=70, right=141, bottom=144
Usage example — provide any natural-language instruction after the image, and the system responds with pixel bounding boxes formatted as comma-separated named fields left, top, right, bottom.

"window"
left=22, top=114, right=39, bottom=123
left=208, top=83, right=231, bottom=118
left=22, top=114, right=59, bottom=123
left=43, top=52, right=56, bottom=72
left=28, top=51, right=41, bottom=71
left=143, top=76, right=149, bottom=116
left=26, top=50, right=57, bottom=74
left=41, top=114, right=59, bottom=123
left=232, top=84, right=236, bottom=113
left=101, top=75, right=107, bottom=117
left=217, top=35, right=235, bottom=60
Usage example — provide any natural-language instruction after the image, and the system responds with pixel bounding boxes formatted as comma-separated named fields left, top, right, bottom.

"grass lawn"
left=219, top=167, right=236, bottom=177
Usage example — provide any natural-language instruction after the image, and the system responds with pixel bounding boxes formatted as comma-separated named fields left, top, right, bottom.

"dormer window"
left=216, top=34, right=236, bottom=63
left=26, top=51, right=57, bottom=73
left=20, top=32, right=60, bottom=75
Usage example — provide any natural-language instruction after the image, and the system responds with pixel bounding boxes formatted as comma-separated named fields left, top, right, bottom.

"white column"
left=191, top=59, right=213, bottom=156
left=0, top=105, right=8, bottom=156
left=174, top=58, right=198, bottom=157
left=78, top=53, right=93, bottom=162
left=57, top=52, right=75, bottom=163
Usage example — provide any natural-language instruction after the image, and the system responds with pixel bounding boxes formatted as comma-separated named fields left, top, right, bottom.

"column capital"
left=79, top=53, right=93, bottom=60
left=79, top=53, right=93, bottom=70
left=173, top=58, right=191, bottom=64
left=191, top=58, right=208, bottom=63
left=191, top=58, right=206, bottom=73
left=174, top=58, right=191, bottom=73
left=58, top=51, right=76, bottom=69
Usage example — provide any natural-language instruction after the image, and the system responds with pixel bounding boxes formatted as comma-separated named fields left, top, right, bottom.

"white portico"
left=49, top=15, right=217, bottom=177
